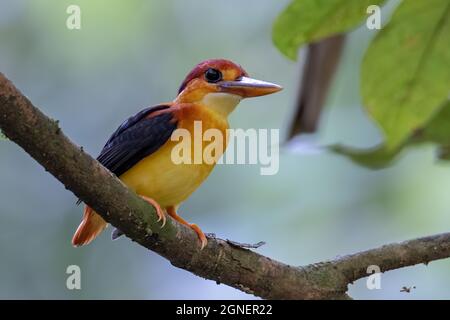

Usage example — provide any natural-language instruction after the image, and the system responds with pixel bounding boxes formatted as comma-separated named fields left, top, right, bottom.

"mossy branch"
left=1, top=72, right=449, bottom=299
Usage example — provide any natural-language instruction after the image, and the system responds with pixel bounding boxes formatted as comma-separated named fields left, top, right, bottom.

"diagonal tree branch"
left=0, top=72, right=449, bottom=299
left=302, top=233, right=450, bottom=288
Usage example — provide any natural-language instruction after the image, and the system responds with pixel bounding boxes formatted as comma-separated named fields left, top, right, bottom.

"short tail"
left=72, top=206, right=107, bottom=246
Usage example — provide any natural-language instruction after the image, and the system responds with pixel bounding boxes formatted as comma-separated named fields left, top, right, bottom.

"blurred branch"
left=1, top=72, right=449, bottom=299
left=288, top=35, right=345, bottom=139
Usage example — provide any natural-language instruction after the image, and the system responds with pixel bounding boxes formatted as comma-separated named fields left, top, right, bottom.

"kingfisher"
left=72, top=59, right=282, bottom=249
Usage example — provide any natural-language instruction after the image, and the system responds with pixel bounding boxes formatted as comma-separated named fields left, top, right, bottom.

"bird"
left=72, top=59, right=282, bottom=249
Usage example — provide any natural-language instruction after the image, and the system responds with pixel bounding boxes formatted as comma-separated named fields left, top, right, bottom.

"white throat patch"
left=201, top=93, right=242, bottom=117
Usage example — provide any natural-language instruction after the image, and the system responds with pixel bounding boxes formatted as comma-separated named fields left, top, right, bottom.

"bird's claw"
left=139, top=195, right=166, bottom=228
left=190, top=223, right=207, bottom=250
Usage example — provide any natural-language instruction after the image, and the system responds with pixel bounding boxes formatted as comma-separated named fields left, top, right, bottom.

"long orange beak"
left=219, top=77, right=282, bottom=98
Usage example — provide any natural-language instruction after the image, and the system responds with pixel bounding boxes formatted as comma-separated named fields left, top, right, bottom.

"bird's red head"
left=175, top=59, right=282, bottom=107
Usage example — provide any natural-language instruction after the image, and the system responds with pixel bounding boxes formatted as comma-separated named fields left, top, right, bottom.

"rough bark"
left=1, top=72, right=449, bottom=299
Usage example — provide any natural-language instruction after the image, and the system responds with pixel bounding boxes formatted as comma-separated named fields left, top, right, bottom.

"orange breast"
left=119, top=104, right=229, bottom=208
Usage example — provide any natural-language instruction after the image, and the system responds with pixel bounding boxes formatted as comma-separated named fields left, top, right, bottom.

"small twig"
left=400, top=286, right=416, bottom=293
left=226, top=239, right=266, bottom=249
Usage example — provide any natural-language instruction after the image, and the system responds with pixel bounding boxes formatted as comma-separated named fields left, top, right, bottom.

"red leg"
left=139, top=195, right=166, bottom=227
left=167, top=206, right=207, bottom=249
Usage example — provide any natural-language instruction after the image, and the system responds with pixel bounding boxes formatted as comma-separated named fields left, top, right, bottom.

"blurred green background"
left=0, top=0, right=449, bottom=299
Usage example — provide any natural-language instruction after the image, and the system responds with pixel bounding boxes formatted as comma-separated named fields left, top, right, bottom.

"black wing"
left=97, top=105, right=177, bottom=177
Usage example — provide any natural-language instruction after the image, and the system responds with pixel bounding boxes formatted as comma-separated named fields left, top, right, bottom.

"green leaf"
left=418, top=100, right=450, bottom=145
left=331, top=144, right=399, bottom=169
left=361, top=0, right=450, bottom=150
left=332, top=100, right=450, bottom=169
left=273, top=0, right=386, bottom=60
left=0, top=130, right=7, bottom=140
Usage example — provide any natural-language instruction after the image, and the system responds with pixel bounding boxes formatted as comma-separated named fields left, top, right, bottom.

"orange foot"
left=167, top=206, right=207, bottom=249
left=140, top=195, right=166, bottom=227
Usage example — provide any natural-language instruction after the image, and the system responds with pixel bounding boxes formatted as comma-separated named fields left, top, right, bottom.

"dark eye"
left=204, top=68, right=222, bottom=83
